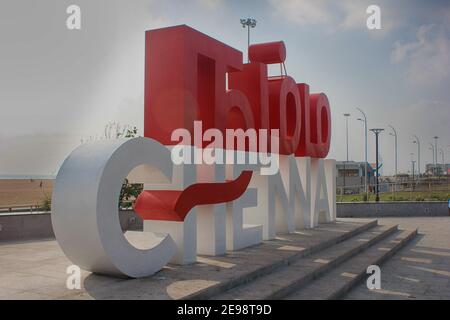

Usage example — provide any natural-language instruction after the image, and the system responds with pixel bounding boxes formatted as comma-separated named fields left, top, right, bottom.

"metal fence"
left=337, top=176, right=450, bottom=202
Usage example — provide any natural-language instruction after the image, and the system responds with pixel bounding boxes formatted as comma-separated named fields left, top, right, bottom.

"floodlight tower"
left=240, top=17, right=257, bottom=62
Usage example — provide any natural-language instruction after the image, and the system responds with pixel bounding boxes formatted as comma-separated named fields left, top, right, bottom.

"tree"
left=81, top=123, right=142, bottom=209
left=119, top=178, right=143, bottom=209
left=118, top=126, right=142, bottom=209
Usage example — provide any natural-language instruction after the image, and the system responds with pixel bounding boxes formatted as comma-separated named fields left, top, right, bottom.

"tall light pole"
left=343, top=113, right=350, bottom=195
left=429, top=143, right=435, bottom=175
left=356, top=107, right=368, bottom=198
left=388, top=125, right=398, bottom=195
left=412, top=135, right=421, bottom=177
left=410, top=152, right=415, bottom=181
left=240, top=17, right=257, bottom=62
left=434, top=136, right=439, bottom=175
left=439, top=148, right=445, bottom=176
left=342, top=113, right=351, bottom=195
left=447, top=146, right=450, bottom=179
left=370, top=128, right=384, bottom=202
left=343, top=113, right=351, bottom=162
left=388, top=125, right=398, bottom=178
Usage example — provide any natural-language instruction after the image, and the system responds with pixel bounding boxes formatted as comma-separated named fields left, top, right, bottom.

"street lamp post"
left=434, top=136, right=439, bottom=175
left=370, top=128, right=384, bottom=202
left=388, top=125, right=397, bottom=195
left=439, top=148, right=445, bottom=175
left=429, top=142, right=436, bottom=174
left=356, top=108, right=368, bottom=199
left=412, top=135, right=421, bottom=177
left=240, top=17, right=257, bottom=62
left=388, top=125, right=398, bottom=178
left=343, top=113, right=351, bottom=196
left=343, top=113, right=351, bottom=162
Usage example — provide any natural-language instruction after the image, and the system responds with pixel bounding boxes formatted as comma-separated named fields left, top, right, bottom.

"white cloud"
left=337, top=1, right=368, bottom=30
left=392, top=24, right=450, bottom=85
left=391, top=25, right=432, bottom=63
left=267, top=0, right=397, bottom=33
left=196, top=0, right=224, bottom=9
left=268, top=0, right=334, bottom=26
left=396, top=99, right=450, bottom=138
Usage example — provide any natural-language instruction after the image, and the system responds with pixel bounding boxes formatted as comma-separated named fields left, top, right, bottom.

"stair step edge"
left=286, top=228, right=417, bottom=300
left=267, top=224, right=398, bottom=300
left=183, top=220, right=378, bottom=300
left=329, top=228, right=418, bottom=300
left=213, top=224, right=397, bottom=300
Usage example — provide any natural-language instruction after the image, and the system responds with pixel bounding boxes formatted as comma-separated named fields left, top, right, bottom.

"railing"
left=337, top=177, right=450, bottom=202
left=0, top=204, right=43, bottom=214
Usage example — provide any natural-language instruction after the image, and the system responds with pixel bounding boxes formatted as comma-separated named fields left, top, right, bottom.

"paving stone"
left=2, top=217, right=448, bottom=300
left=343, top=217, right=450, bottom=300
left=0, top=219, right=375, bottom=300
left=214, top=224, right=398, bottom=300
left=286, top=229, right=416, bottom=300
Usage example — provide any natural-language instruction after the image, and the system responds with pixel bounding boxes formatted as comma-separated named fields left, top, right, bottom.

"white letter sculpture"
left=52, top=138, right=176, bottom=278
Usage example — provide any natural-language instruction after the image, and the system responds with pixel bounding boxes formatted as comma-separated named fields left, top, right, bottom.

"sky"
left=0, top=0, right=449, bottom=177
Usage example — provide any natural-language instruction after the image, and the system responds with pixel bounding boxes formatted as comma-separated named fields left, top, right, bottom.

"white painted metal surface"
left=51, top=138, right=176, bottom=278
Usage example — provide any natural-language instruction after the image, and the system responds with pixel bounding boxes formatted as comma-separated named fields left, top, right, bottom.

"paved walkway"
left=1, top=217, right=449, bottom=300
left=0, top=220, right=370, bottom=300
left=344, top=217, right=450, bottom=300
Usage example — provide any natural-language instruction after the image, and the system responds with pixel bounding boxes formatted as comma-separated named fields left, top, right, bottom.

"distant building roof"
left=336, top=161, right=374, bottom=172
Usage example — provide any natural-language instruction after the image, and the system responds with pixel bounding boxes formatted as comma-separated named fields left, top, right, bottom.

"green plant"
left=124, top=126, right=138, bottom=138
left=119, top=178, right=143, bottom=209
left=40, top=196, right=52, bottom=212
left=431, top=193, right=442, bottom=200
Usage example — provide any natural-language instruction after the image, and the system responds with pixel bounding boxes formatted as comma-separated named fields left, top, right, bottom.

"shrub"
left=40, top=196, right=52, bottom=212
left=119, top=179, right=143, bottom=209
left=431, top=193, right=442, bottom=200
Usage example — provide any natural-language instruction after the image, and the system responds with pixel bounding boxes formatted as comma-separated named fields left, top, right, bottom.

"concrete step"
left=184, top=219, right=378, bottom=300
left=210, top=223, right=398, bottom=300
left=286, top=228, right=418, bottom=300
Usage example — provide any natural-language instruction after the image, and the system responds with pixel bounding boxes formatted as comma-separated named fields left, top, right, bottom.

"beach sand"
left=0, top=179, right=53, bottom=209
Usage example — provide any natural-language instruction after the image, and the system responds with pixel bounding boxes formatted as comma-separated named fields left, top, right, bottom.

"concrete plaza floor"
left=0, top=217, right=449, bottom=300
left=343, top=217, right=450, bottom=300
left=0, top=219, right=371, bottom=300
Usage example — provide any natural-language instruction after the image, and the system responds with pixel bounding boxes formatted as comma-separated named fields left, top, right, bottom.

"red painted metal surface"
left=135, top=25, right=331, bottom=222
left=249, top=41, right=286, bottom=64
left=134, top=171, right=252, bottom=222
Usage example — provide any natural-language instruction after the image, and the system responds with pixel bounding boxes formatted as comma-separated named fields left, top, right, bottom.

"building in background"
left=425, top=163, right=450, bottom=176
left=336, top=161, right=375, bottom=194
